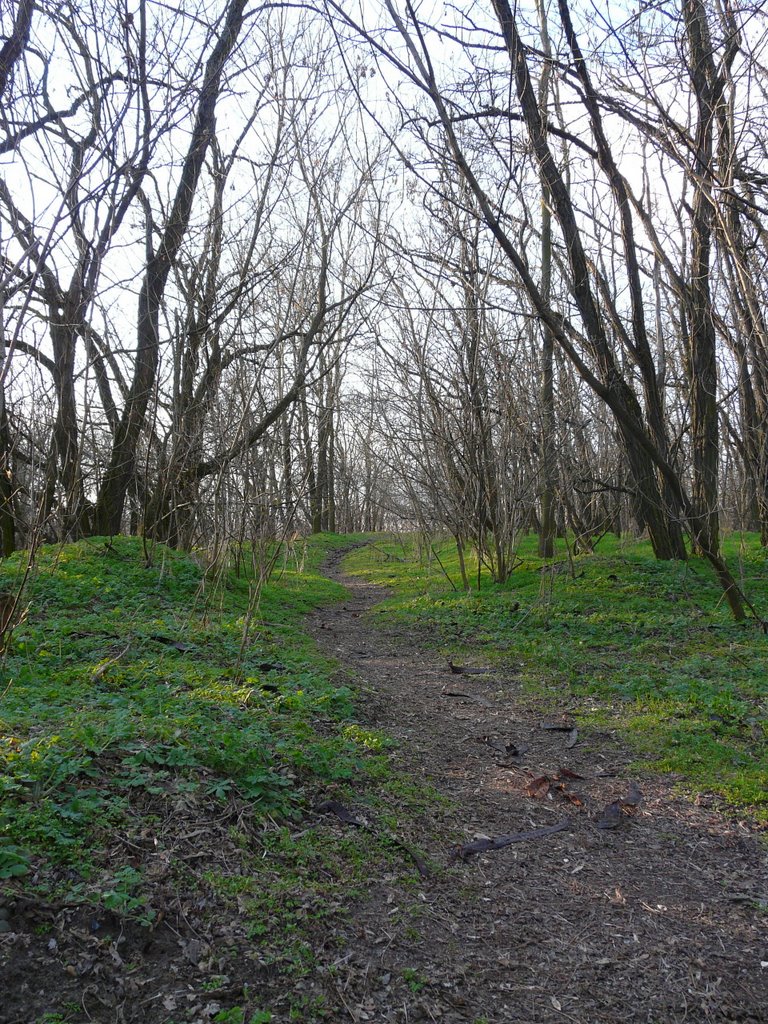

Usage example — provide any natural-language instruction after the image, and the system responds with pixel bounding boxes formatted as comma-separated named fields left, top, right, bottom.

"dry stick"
left=424, top=539, right=456, bottom=592
left=452, top=817, right=572, bottom=862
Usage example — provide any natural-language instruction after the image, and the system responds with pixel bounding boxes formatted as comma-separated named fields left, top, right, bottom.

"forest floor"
left=0, top=536, right=766, bottom=1024
left=302, top=547, right=768, bottom=1024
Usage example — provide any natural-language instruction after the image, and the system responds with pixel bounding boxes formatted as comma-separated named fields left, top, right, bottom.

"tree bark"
left=682, top=0, right=722, bottom=555
left=536, top=0, right=556, bottom=558
left=0, top=0, right=33, bottom=100
left=92, top=0, right=249, bottom=535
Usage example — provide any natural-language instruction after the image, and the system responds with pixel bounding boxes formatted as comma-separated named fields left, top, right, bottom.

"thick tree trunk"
left=46, top=318, right=87, bottom=537
left=92, top=0, right=248, bottom=535
left=0, top=0, right=34, bottom=100
left=683, top=0, right=721, bottom=556
left=536, top=0, right=556, bottom=558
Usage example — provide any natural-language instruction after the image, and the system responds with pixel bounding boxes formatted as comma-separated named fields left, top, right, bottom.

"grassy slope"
left=344, top=532, right=768, bottom=813
left=0, top=534, right=396, bottom=929
left=1, top=529, right=765, bottom=1020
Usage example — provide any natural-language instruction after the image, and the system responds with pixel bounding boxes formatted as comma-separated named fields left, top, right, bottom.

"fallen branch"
left=451, top=817, right=572, bottom=861
left=316, top=799, right=365, bottom=826
left=91, top=643, right=131, bottom=681
left=448, top=660, right=492, bottom=675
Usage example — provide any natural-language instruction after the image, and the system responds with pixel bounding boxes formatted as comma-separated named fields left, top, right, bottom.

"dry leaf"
left=596, top=800, right=623, bottom=829
left=525, top=775, right=552, bottom=799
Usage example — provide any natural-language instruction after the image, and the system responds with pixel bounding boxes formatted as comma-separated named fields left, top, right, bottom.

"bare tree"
left=92, top=0, right=250, bottom=534
left=322, top=0, right=757, bottom=619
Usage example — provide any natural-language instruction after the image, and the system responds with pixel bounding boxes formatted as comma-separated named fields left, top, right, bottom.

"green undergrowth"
left=344, top=532, right=768, bottom=815
left=0, top=533, right=399, bottom=900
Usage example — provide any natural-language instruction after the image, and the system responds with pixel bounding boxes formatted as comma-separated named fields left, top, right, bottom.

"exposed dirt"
left=1, top=551, right=766, bottom=1023
left=304, top=550, right=768, bottom=1023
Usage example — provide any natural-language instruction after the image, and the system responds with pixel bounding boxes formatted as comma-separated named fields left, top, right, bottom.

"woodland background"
left=2, top=0, right=768, bottom=617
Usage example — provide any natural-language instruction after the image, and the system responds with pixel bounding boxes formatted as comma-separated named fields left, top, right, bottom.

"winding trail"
left=307, top=548, right=767, bottom=1024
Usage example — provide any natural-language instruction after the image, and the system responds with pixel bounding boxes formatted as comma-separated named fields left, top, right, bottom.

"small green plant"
left=100, top=866, right=155, bottom=926
left=213, top=1009, right=271, bottom=1024
left=0, top=534, right=388, bottom=909
left=213, top=1010, right=245, bottom=1024
left=402, top=967, right=428, bottom=993
left=288, top=996, right=326, bottom=1021
left=202, top=975, right=228, bottom=992
left=0, top=839, right=30, bottom=878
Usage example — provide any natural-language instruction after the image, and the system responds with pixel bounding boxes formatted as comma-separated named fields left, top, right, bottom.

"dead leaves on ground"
left=539, top=718, right=579, bottom=748
left=595, top=782, right=643, bottom=829
left=521, top=769, right=643, bottom=829
left=318, top=733, right=643, bottom=876
left=473, top=724, right=644, bottom=831
left=524, top=767, right=587, bottom=808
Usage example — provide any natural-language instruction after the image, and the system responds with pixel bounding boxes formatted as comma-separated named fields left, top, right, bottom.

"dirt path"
left=308, top=550, right=767, bottom=1024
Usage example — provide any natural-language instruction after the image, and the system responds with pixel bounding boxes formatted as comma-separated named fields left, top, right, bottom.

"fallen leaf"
left=561, top=789, right=585, bottom=808
left=596, top=801, right=623, bottom=829
left=180, top=938, right=208, bottom=964
left=525, top=775, right=552, bottom=799
left=621, top=781, right=643, bottom=808
left=316, top=799, right=364, bottom=826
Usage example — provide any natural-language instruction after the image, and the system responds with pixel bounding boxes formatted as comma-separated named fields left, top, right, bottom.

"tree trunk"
left=0, top=294, right=15, bottom=556
left=683, top=0, right=721, bottom=555
left=92, top=0, right=248, bottom=535
left=536, top=0, right=556, bottom=558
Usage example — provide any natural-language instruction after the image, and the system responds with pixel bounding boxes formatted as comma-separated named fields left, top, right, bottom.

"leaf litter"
left=303, top=550, right=768, bottom=1024
left=7, top=548, right=761, bottom=1023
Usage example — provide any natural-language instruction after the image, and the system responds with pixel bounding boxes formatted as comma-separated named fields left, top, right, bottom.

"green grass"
left=344, top=531, right=768, bottom=813
left=0, top=531, right=445, bottom=1022
left=0, top=533, right=378, bottom=890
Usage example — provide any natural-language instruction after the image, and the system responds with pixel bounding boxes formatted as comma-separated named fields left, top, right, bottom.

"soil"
left=1, top=550, right=766, bottom=1023
left=304, top=550, right=768, bottom=1024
